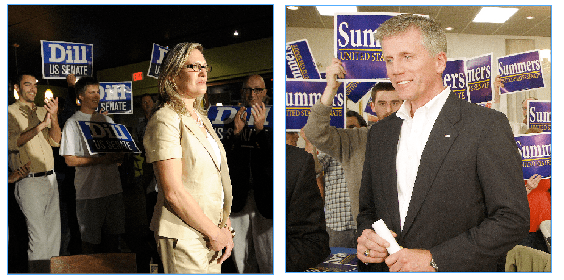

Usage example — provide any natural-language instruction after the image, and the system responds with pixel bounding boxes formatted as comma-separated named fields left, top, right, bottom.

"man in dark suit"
left=223, top=75, right=273, bottom=273
left=355, top=14, right=529, bottom=272
left=286, top=144, right=330, bottom=272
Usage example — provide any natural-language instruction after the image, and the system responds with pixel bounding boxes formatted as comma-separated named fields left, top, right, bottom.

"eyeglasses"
left=242, top=88, right=266, bottom=94
left=185, top=64, right=212, bottom=73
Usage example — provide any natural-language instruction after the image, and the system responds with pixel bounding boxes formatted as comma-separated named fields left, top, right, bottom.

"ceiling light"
left=445, top=27, right=454, bottom=31
left=287, top=6, right=299, bottom=10
left=45, top=89, right=53, bottom=100
left=473, top=7, right=518, bottom=23
left=234, top=30, right=239, bottom=36
left=316, top=6, right=357, bottom=16
left=527, top=16, right=534, bottom=20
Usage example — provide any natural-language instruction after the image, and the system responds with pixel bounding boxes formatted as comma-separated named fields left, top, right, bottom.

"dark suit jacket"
left=286, top=144, right=330, bottom=272
left=357, top=91, right=529, bottom=272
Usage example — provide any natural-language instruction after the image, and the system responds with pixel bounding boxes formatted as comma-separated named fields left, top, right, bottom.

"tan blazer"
left=144, top=104, right=232, bottom=240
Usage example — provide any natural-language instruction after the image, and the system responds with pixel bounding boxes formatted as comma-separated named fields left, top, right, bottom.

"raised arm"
left=303, top=58, right=364, bottom=162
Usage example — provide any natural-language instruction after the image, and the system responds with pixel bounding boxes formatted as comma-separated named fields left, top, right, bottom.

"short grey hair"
left=375, top=14, right=447, bottom=57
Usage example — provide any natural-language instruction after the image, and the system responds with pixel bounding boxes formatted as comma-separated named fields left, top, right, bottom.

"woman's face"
left=174, top=49, right=208, bottom=99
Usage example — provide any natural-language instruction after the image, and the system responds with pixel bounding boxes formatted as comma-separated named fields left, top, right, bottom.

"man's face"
left=382, top=27, right=446, bottom=106
left=346, top=116, right=361, bottom=128
left=79, top=84, right=101, bottom=111
left=141, top=95, right=155, bottom=115
left=15, top=75, right=38, bottom=104
left=243, top=77, right=266, bottom=107
left=370, top=90, right=403, bottom=119
left=522, top=98, right=535, bottom=120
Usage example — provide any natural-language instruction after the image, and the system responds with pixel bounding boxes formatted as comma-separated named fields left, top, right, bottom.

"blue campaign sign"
left=306, top=247, right=359, bottom=272
left=41, top=40, right=93, bottom=79
left=148, top=43, right=169, bottom=79
left=335, top=13, right=398, bottom=81
left=286, top=80, right=345, bottom=131
left=346, top=81, right=376, bottom=103
left=364, top=96, right=376, bottom=116
left=466, top=53, right=493, bottom=104
left=515, top=133, right=551, bottom=179
left=443, top=59, right=468, bottom=101
left=207, top=105, right=273, bottom=140
left=286, top=40, right=321, bottom=79
left=497, top=50, right=545, bottom=94
left=77, top=121, right=140, bottom=154
left=98, top=82, right=133, bottom=114
left=527, top=100, right=551, bottom=132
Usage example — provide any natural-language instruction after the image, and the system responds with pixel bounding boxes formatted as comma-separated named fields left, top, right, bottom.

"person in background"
left=60, top=77, right=125, bottom=254
left=521, top=173, right=550, bottom=253
left=136, top=93, right=158, bottom=223
left=303, top=60, right=402, bottom=240
left=8, top=72, right=62, bottom=273
left=345, top=110, right=367, bottom=128
left=286, top=144, right=330, bottom=271
left=317, top=110, right=366, bottom=249
left=492, top=75, right=538, bottom=135
left=223, top=75, right=273, bottom=273
left=300, top=128, right=325, bottom=200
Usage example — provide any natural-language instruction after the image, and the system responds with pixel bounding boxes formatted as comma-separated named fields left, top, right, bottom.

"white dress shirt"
left=395, top=87, right=451, bottom=230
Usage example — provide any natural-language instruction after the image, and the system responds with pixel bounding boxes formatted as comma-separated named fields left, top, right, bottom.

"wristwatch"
left=430, top=258, right=439, bottom=272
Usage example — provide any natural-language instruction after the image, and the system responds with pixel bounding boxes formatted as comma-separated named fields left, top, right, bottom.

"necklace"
left=192, top=110, right=205, bottom=128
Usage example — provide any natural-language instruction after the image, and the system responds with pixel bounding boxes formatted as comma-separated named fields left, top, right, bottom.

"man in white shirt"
left=356, top=14, right=528, bottom=272
left=60, top=77, right=125, bottom=254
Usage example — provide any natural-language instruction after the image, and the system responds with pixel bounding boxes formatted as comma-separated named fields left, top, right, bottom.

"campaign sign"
left=514, top=133, right=551, bottom=179
left=334, top=13, right=398, bottom=81
left=148, top=43, right=169, bottom=79
left=286, top=40, right=321, bottom=79
left=98, top=82, right=133, bottom=114
left=466, top=53, right=492, bottom=104
left=346, top=81, right=376, bottom=103
left=443, top=59, right=468, bottom=101
left=208, top=105, right=273, bottom=140
left=497, top=50, right=545, bottom=94
left=286, top=80, right=344, bottom=131
left=78, top=121, right=140, bottom=155
left=306, top=247, right=358, bottom=272
left=41, top=40, right=93, bottom=79
left=527, top=100, right=551, bottom=132
left=364, top=96, right=376, bottom=116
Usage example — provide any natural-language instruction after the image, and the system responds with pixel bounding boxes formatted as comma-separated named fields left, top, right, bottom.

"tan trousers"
left=156, top=234, right=221, bottom=274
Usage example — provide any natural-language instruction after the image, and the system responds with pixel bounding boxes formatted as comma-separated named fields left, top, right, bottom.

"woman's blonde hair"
left=157, top=42, right=206, bottom=116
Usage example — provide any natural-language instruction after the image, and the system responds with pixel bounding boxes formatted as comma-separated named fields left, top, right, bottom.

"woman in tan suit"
left=143, top=42, right=234, bottom=274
